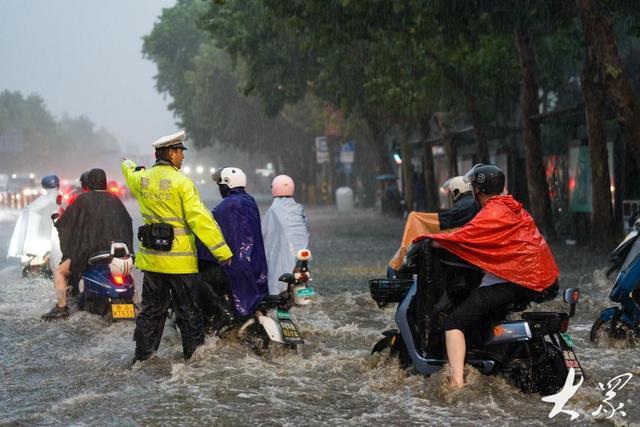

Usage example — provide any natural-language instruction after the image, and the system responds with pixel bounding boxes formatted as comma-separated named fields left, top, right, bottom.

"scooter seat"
left=88, top=251, right=111, bottom=265
left=257, top=293, right=288, bottom=310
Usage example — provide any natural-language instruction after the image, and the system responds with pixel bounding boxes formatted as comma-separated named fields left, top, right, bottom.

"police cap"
left=152, top=130, right=188, bottom=150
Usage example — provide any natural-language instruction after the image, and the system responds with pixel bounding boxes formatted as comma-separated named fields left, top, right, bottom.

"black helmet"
left=463, top=164, right=505, bottom=195
left=41, top=175, right=60, bottom=190
left=79, top=171, right=90, bottom=191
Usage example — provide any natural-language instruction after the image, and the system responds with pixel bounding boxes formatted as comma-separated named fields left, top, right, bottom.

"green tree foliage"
left=0, top=90, right=119, bottom=176
left=143, top=0, right=320, bottom=189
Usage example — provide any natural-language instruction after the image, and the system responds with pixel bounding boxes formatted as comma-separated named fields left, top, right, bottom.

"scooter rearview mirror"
left=563, top=288, right=580, bottom=304
left=278, top=273, right=296, bottom=284
left=563, top=288, right=579, bottom=318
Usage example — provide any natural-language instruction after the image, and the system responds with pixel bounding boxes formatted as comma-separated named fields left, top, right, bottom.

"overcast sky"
left=0, top=0, right=178, bottom=154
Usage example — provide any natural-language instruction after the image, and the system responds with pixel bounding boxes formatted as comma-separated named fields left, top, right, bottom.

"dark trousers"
left=443, top=282, right=541, bottom=336
left=197, top=260, right=235, bottom=332
left=134, top=272, right=204, bottom=361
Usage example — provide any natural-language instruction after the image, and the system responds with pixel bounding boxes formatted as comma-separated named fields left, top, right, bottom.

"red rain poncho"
left=414, top=195, right=559, bottom=292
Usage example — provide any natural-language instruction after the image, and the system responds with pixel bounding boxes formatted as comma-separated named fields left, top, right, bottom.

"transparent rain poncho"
left=262, top=197, right=310, bottom=295
left=7, top=190, right=58, bottom=260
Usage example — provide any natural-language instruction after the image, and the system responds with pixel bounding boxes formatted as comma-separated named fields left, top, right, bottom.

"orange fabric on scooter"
left=389, top=212, right=457, bottom=270
left=414, top=195, right=559, bottom=292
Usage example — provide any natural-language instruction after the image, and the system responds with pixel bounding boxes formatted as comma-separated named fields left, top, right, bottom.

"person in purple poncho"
left=195, top=167, right=268, bottom=333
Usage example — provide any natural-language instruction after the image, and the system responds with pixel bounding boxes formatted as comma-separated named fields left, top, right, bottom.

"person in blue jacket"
left=196, top=167, right=268, bottom=333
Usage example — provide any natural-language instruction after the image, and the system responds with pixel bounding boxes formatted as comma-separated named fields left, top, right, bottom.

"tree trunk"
left=466, top=94, right=491, bottom=164
left=582, top=52, right=617, bottom=249
left=420, top=117, right=439, bottom=211
left=398, top=124, right=415, bottom=212
left=514, top=25, right=556, bottom=240
left=444, top=130, right=457, bottom=178
left=576, top=0, right=640, bottom=163
left=436, top=112, right=458, bottom=178
left=368, top=117, right=392, bottom=175
left=326, top=135, right=338, bottom=204
left=423, top=48, right=490, bottom=163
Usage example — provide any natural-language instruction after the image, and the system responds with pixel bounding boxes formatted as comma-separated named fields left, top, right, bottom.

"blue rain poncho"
left=262, top=197, right=310, bottom=295
left=197, top=188, right=268, bottom=316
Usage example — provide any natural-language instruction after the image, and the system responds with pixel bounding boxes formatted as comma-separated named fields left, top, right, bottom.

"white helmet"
left=442, top=176, right=472, bottom=202
left=213, top=167, right=247, bottom=188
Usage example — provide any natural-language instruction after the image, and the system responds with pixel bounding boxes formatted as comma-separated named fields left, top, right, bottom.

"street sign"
left=315, top=136, right=329, bottom=164
left=339, top=140, right=355, bottom=164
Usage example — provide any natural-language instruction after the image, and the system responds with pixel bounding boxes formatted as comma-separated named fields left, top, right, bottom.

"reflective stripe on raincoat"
left=121, top=159, right=232, bottom=274
left=415, top=195, right=559, bottom=292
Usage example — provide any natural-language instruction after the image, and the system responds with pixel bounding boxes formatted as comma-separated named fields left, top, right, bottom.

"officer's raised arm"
left=181, top=179, right=232, bottom=263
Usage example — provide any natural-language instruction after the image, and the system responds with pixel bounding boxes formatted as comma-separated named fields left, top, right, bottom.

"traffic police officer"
left=122, top=130, right=232, bottom=361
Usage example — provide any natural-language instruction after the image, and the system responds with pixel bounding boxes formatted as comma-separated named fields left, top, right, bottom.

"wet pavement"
left=0, top=203, right=639, bottom=426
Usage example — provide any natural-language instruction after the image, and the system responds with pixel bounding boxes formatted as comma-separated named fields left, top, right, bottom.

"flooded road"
left=1, top=203, right=639, bottom=425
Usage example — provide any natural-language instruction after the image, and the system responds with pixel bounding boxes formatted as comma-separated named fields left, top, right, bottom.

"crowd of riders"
left=28, top=129, right=558, bottom=390
left=39, top=130, right=310, bottom=364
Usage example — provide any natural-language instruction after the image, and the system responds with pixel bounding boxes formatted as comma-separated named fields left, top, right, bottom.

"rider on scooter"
left=42, top=169, right=133, bottom=320
left=415, top=164, right=559, bottom=388
left=262, top=174, right=310, bottom=296
left=389, top=175, right=480, bottom=274
left=195, top=167, right=268, bottom=332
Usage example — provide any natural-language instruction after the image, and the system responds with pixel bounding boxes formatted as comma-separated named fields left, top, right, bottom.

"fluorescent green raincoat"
left=121, top=159, right=231, bottom=274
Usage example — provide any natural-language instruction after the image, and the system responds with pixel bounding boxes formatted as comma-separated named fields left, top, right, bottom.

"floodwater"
left=0, top=202, right=638, bottom=426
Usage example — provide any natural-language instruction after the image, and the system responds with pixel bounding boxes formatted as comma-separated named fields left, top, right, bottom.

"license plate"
left=111, top=303, right=135, bottom=319
left=296, top=287, right=315, bottom=298
left=276, top=309, right=304, bottom=344
left=561, top=332, right=574, bottom=348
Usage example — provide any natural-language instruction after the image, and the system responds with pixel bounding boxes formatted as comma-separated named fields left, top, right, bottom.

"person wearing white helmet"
left=195, top=167, right=268, bottom=330
left=437, top=175, right=479, bottom=230
left=388, top=175, right=480, bottom=275
left=262, top=174, right=310, bottom=295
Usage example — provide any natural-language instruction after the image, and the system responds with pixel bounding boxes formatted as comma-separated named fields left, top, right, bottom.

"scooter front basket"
left=369, top=278, right=414, bottom=308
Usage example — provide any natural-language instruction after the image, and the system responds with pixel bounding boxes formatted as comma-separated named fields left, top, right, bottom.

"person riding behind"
left=122, top=131, right=232, bottom=362
left=196, top=167, right=268, bottom=327
left=388, top=175, right=480, bottom=274
left=42, top=168, right=133, bottom=320
left=438, top=176, right=480, bottom=230
left=262, top=174, right=310, bottom=296
left=415, top=164, right=559, bottom=388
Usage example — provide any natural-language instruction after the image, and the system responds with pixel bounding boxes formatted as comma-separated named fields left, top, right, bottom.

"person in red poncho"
left=415, top=164, right=559, bottom=388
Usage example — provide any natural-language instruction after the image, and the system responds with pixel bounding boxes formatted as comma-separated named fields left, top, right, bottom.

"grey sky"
left=0, top=0, right=177, bottom=154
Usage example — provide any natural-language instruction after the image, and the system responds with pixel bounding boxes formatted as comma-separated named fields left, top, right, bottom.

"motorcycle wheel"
left=509, top=343, right=567, bottom=395
left=371, top=337, right=391, bottom=355
left=370, top=333, right=411, bottom=369
left=241, top=321, right=270, bottom=356
left=590, top=317, right=635, bottom=345
left=532, top=344, right=568, bottom=395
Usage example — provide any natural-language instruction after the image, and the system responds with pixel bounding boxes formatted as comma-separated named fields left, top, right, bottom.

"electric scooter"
left=76, top=242, right=136, bottom=321
left=370, top=239, right=584, bottom=395
left=236, top=249, right=315, bottom=353
left=590, top=218, right=640, bottom=343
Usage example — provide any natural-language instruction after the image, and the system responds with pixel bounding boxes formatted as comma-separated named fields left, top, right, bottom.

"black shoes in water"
left=41, top=305, right=70, bottom=321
